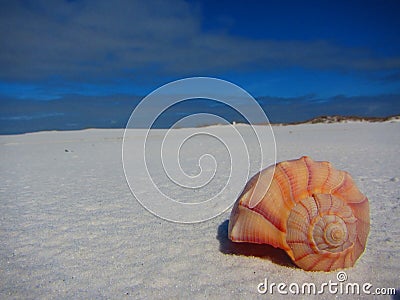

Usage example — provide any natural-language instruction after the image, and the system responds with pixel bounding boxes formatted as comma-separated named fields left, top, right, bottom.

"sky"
left=0, top=0, right=400, bottom=133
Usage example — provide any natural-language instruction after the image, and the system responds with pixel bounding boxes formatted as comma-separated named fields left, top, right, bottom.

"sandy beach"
left=1, top=122, right=399, bottom=299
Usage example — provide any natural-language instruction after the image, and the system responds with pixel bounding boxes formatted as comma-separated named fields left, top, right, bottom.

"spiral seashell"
left=228, top=156, right=370, bottom=271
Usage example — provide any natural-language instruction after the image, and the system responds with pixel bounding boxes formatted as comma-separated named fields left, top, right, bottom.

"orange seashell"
left=228, top=156, right=370, bottom=271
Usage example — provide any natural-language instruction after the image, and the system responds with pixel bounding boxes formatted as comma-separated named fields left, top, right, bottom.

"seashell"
left=228, top=156, right=370, bottom=271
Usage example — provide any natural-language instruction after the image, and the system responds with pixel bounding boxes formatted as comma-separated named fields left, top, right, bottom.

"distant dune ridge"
left=276, top=114, right=400, bottom=125
left=198, top=115, right=400, bottom=128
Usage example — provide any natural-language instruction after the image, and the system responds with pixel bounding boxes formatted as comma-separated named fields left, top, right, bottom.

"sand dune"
left=1, top=122, right=399, bottom=299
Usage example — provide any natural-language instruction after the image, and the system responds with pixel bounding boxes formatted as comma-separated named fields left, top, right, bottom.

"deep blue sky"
left=0, top=0, right=400, bottom=133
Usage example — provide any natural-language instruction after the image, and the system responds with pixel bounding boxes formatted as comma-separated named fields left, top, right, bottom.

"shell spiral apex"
left=228, top=156, right=370, bottom=271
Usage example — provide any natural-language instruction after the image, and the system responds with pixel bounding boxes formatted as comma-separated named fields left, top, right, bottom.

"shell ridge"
left=331, top=170, right=347, bottom=194
left=245, top=173, right=262, bottom=208
left=321, top=161, right=333, bottom=193
left=316, top=256, right=334, bottom=272
left=304, top=156, right=314, bottom=195
left=278, top=163, right=295, bottom=205
left=275, top=168, right=294, bottom=209
left=299, top=254, right=320, bottom=271
left=355, top=233, right=365, bottom=250
left=328, top=193, right=333, bottom=212
left=328, top=254, right=342, bottom=270
left=242, top=203, right=286, bottom=233
left=291, top=249, right=313, bottom=262
left=312, top=194, right=324, bottom=217
left=299, top=199, right=313, bottom=223
left=287, top=239, right=312, bottom=246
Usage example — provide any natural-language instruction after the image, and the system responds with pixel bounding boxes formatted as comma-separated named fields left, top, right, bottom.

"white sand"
left=1, top=122, right=399, bottom=299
